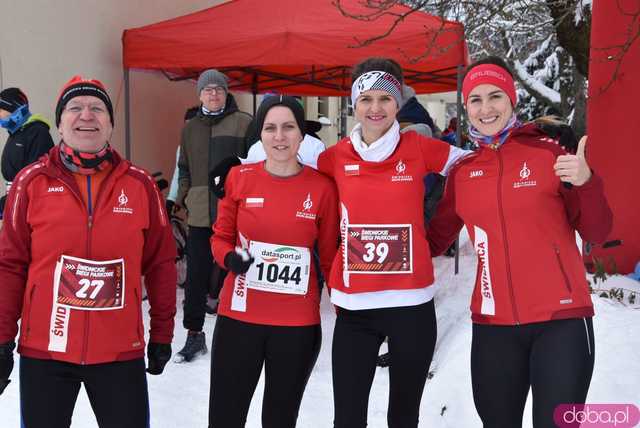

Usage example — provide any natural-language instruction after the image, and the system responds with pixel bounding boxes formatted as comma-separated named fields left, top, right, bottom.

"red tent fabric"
left=585, top=0, right=639, bottom=274
left=122, top=0, right=467, bottom=95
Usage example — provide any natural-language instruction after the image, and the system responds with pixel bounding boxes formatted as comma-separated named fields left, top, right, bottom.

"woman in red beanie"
left=428, top=56, right=613, bottom=428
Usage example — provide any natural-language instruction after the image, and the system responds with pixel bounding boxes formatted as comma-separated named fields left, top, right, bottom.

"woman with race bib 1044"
left=209, top=95, right=339, bottom=428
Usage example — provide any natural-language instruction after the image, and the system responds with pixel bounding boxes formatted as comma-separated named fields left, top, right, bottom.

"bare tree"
left=335, top=0, right=593, bottom=134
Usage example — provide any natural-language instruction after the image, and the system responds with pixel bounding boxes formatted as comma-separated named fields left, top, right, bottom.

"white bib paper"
left=245, top=240, right=311, bottom=295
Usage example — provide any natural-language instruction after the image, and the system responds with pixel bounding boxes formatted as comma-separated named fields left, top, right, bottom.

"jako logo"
left=469, top=170, right=483, bottom=178
left=554, top=404, right=640, bottom=427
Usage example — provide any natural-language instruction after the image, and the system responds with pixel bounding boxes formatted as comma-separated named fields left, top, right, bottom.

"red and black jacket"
left=0, top=146, right=176, bottom=364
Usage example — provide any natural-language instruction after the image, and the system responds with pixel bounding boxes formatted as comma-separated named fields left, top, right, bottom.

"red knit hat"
left=462, top=64, right=517, bottom=106
left=55, top=76, right=113, bottom=126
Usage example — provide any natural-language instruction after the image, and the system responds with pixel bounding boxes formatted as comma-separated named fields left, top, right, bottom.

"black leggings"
left=471, top=317, right=595, bottom=428
left=20, top=357, right=149, bottom=428
left=332, top=300, right=437, bottom=428
left=209, top=316, right=321, bottom=428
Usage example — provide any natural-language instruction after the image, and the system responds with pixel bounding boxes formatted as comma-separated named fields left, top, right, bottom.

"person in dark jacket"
left=175, top=69, right=253, bottom=363
left=0, top=88, right=54, bottom=215
left=397, top=85, right=437, bottom=135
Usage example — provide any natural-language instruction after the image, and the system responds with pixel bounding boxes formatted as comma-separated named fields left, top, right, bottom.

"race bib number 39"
left=346, top=224, right=412, bottom=274
left=245, top=241, right=310, bottom=295
left=56, top=255, right=125, bottom=310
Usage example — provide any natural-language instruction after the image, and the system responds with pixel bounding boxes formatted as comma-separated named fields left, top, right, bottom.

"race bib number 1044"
left=245, top=241, right=311, bottom=295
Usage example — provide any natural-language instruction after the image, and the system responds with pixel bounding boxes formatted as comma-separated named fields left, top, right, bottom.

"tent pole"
left=124, top=68, right=131, bottom=161
left=253, top=93, right=257, bottom=116
left=252, top=72, right=258, bottom=115
left=454, top=64, right=463, bottom=275
left=339, top=96, right=348, bottom=139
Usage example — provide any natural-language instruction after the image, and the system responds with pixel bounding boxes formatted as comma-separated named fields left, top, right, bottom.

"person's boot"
left=174, top=331, right=207, bottom=363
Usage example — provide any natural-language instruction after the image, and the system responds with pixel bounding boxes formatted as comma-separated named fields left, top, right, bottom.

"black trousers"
left=20, top=357, right=149, bottom=428
left=184, top=225, right=216, bottom=331
left=332, top=300, right=437, bottom=428
left=471, top=317, right=595, bottom=428
left=209, top=316, right=321, bottom=428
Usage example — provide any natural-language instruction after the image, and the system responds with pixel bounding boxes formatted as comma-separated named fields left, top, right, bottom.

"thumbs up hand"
left=553, top=136, right=592, bottom=186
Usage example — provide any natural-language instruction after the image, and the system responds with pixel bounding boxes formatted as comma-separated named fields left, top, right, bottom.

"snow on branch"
left=513, top=60, right=561, bottom=105
left=523, top=35, right=554, bottom=68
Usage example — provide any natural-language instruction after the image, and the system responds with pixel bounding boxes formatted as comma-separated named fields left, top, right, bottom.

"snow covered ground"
left=1, top=231, right=638, bottom=427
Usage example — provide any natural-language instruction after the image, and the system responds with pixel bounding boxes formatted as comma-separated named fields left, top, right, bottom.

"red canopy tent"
left=123, top=0, right=467, bottom=96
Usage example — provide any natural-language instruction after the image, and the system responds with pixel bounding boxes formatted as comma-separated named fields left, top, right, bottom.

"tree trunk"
left=546, top=0, right=591, bottom=77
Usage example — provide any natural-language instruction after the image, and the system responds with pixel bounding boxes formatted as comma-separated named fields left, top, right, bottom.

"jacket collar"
left=197, top=93, right=239, bottom=125
left=41, top=144, right=130, bottom=184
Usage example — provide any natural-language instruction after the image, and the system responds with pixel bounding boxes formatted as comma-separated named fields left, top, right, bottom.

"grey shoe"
left=174, top=331, right=208, bottom=363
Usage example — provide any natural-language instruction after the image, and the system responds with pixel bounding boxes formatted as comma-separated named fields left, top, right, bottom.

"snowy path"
left=1, top=233, right=638, bottom=427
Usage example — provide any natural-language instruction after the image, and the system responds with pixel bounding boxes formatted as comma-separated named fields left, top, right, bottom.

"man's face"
left=58, top=95, right=113, bottom=153
left=0, top=109, right=10, bottom=120
left=199, top=85, right=227, bottom=112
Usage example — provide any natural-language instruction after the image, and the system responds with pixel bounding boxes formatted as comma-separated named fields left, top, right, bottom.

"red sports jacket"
left=0, top=146, right=176, bottom=364
left=428, top=124, right=612, bottom=325
left=212, top=163, right=339, bottom=326
left=317, top=132, right=453, bottom=295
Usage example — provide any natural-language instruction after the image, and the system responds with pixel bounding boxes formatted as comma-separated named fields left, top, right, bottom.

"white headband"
left=351, top=71, right=403, bottom=108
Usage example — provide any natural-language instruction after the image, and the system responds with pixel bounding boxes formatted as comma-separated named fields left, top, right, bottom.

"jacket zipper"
left=24, top=285, right=36, bottom=340
left=53, top=176, right=92, bottom=363
left=496, top=151, right=520, bottom=324
left=134, top=288, right=143, bottom=342
left=80, top=175, right=94, bottom=364
left=554, top=245, right=573, bottom=293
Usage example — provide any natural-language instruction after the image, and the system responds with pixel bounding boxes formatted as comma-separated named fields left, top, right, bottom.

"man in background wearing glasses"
left=175, top=69, right=252, bottom=363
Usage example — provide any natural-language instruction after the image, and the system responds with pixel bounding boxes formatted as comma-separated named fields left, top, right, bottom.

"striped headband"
left=351, top=71, right=402, bottom=108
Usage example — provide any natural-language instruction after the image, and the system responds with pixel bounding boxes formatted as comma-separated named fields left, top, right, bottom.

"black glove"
left=0, top=341, right=16, bottom=395
left=165, top=199, right=175, bottom=216
left=537, top=121, right=579, bottom=154
left=210, top=157, right=241, bottom=199
left=224, top=249, right=254, bottom=275
left=146, top=342, right=171, bottom=375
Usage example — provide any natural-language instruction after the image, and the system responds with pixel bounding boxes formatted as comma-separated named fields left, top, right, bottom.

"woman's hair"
left=533, top=115, right=567, bottom=127
left=463, top=56, right=514, bottom=80
left=352, top=57, right=404, bottom=84
left=256, top=95, right=306, bottom=136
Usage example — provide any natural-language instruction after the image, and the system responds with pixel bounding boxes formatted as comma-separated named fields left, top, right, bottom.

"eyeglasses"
left=64, top=103, right=108, bottom=115
left=201, top=86, right=226, bottom=95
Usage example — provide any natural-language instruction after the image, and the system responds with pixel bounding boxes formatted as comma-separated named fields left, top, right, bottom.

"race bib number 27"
left=48, top=255, right=126, bottom=353
left=346, top=224, right=412, bottom=274
left=56, top=255, right=125, bottom=310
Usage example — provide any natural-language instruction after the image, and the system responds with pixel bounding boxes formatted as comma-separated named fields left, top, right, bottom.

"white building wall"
left=0, top=0, right=251, bottom=196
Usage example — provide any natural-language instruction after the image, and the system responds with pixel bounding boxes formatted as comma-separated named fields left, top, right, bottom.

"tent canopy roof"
left=123, top=0, right=468, bottom=95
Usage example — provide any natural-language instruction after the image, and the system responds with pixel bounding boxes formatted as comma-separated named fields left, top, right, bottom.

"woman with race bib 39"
left=209, top=95, right=339, bottom=428
left=317, top=57, right=470, bottom=428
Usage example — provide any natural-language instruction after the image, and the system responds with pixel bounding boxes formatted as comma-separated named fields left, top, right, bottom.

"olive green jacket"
left=177, top=94, right=252, bottom=227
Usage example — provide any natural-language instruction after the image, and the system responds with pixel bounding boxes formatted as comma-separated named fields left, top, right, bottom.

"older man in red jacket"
left=0, top=76, right=176, bottom=428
